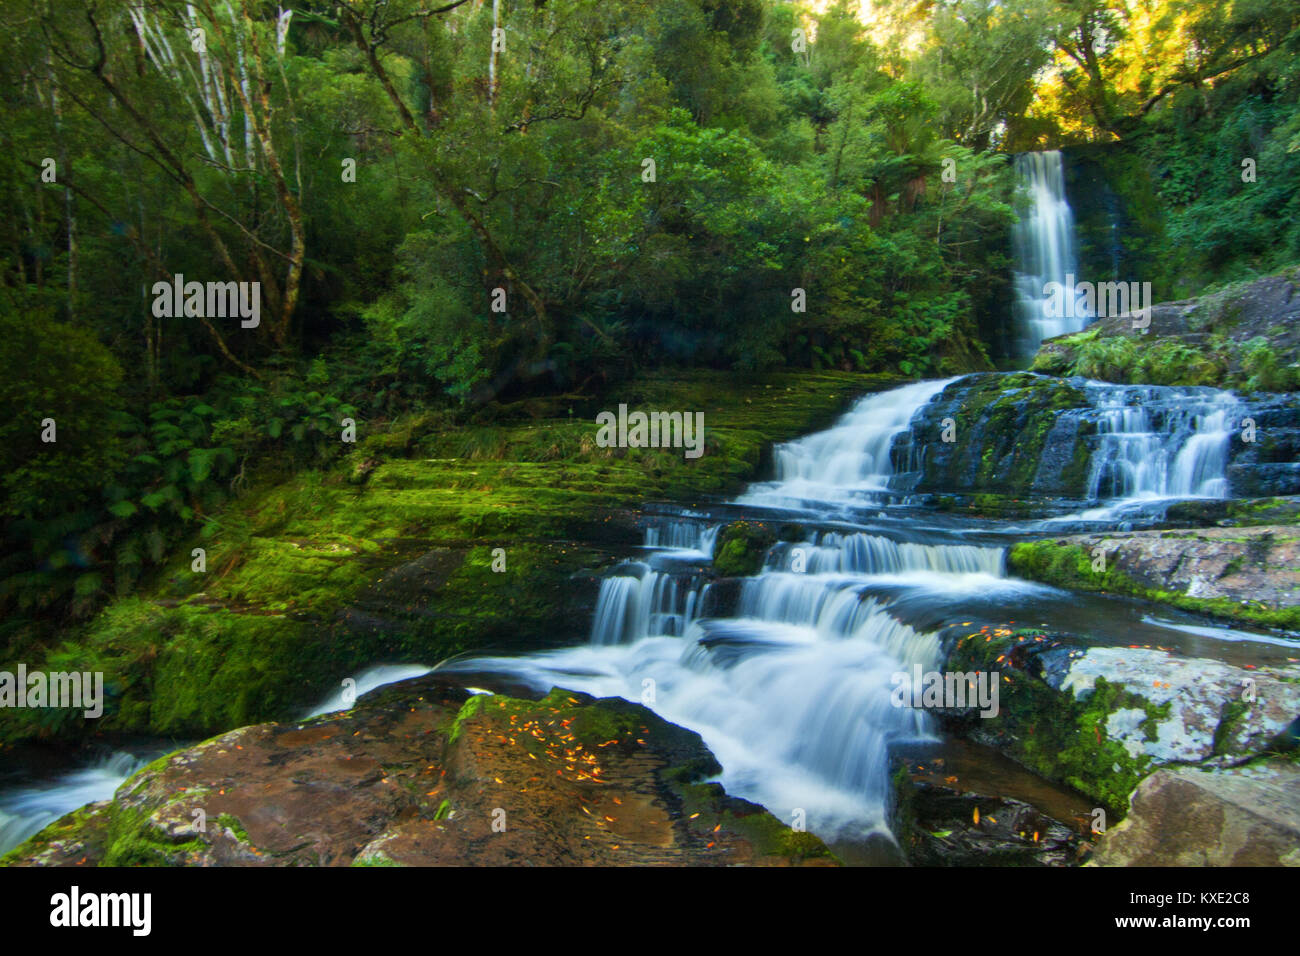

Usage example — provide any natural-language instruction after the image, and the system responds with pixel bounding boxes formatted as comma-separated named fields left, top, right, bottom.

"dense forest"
left=3, top=0, right=1299, bottom=648
left=4, top=0, right=1300, bottom=882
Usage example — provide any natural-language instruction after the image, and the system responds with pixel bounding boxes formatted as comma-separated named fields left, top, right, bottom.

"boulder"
left=2, top=676, right=836, bottom=867
left=943, top=624, right=1300, bottom=814
left=1090, top=761, right=1300, bottom=866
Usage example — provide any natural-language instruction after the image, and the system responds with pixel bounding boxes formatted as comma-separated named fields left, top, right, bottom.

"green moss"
left=0, top=802, right=107, bottom=866
left=100, top=803, right=205, bottom=867
left=448, top=694, right=487, bottom=744
left=949, top=628, right=1162, bottom=814
left=712, top=521, right=777, bottom=577
left=351, top=853, right=405, bottom=866
left=216, top=813, right=251, bottom=844
left=675, top=781, right=839, bottom=864
left=1212, top=700, right=1251, bottom=757
left=1008, top=539, right=1300, bottom=631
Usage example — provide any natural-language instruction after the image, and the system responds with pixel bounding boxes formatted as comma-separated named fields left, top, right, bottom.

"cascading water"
left=1012, top=151, right=1090, bottom=358
left=0, top=750, right=158, bottom=856
left=739, top=378, right=959, bottom=513
left=1084, top=383, right=1241, bottom=501
left=441, top=374, right=1269, bottom=850
left=444, top=379, right=1021, bottom=845
left=1049, top=381, right=1246, bottom=524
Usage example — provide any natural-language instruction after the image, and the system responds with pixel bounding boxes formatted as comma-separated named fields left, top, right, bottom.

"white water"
left=1013, top=151, right=1089, bottom=357
left=1085, top=385, right=1240, bottom=500
left=304, top=663, right=433, bottom=718
left=446, top=379, right=1019, bottom=841
left=739, top=378, right=958, bottom=512
left=1057, top=382, right=1243, bottom=522
left=0, top=750, right=154, bottom=857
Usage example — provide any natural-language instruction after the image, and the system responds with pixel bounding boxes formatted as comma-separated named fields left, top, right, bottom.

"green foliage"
left=0, top=300, right=126, bottom=521
left=713, top=521, right=777, bottom=577
left=1242, top=336, right=1300, bottom=392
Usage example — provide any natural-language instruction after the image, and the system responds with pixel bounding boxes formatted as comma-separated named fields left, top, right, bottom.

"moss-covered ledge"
left=1008, top=530, right=1300, bottom=633
left=1, top=370, right=902, bottom=748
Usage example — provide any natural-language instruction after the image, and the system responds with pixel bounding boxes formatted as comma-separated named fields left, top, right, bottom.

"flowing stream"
left=0, top=749, right=160, bottom=856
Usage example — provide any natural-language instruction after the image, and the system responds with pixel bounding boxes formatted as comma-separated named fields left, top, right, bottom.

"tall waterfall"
left=1012, top=151, right=1089, bottom=357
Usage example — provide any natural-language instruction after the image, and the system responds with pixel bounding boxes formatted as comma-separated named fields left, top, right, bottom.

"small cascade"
left=0, top=750, right=158, bottom=857
left=740, top=378, right=957, bottom=511
left=765, top=531, right=1004, bottom=577
left=304, top=663, right=433, bottom=718
left=1012, top=151, right=1090, bottom=357
left=588, top=566, right=705, bottom=644
left=1082, top=383, right=1242, bottom=502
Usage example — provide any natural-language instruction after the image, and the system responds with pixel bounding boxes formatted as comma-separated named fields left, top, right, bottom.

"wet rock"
left=1090, top=761, right=1300, bottom=866
left=891, top=756, right=1085, bottom=866
left=711, top=521, right=777, bottom=578
left=943, top=624, right=1300, bottom=814
left=2, top=677, right=836, bottom=867
left=901, top=373, right=1093, bottom=499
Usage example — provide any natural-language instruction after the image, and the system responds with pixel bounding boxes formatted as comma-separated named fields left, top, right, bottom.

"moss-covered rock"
left=904, top=372, right=1092, bottom=498
left=940, top=622, right=1300, bottom=817
left=711, top=521, right=778, bottom=577
left=2, top=677, right=837, bottom=867
left=1008, top=531, right=1300, bottom=632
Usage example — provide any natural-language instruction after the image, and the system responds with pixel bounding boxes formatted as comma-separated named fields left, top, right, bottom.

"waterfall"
left=1083, top=383, right=1241, bottom=503
left=447, top=378, right=1017, bottom=841
left=1012, top=151, right=1089, bottom=357
left=739, top=378, right=959, bottom=511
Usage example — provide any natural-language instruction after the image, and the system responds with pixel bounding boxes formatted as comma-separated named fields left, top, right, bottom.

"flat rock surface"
left=1035, top=526, right=1300, bottom=608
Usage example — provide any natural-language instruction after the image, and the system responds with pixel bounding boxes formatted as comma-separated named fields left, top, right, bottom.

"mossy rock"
left=712, top=521, right=777, bottom=577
